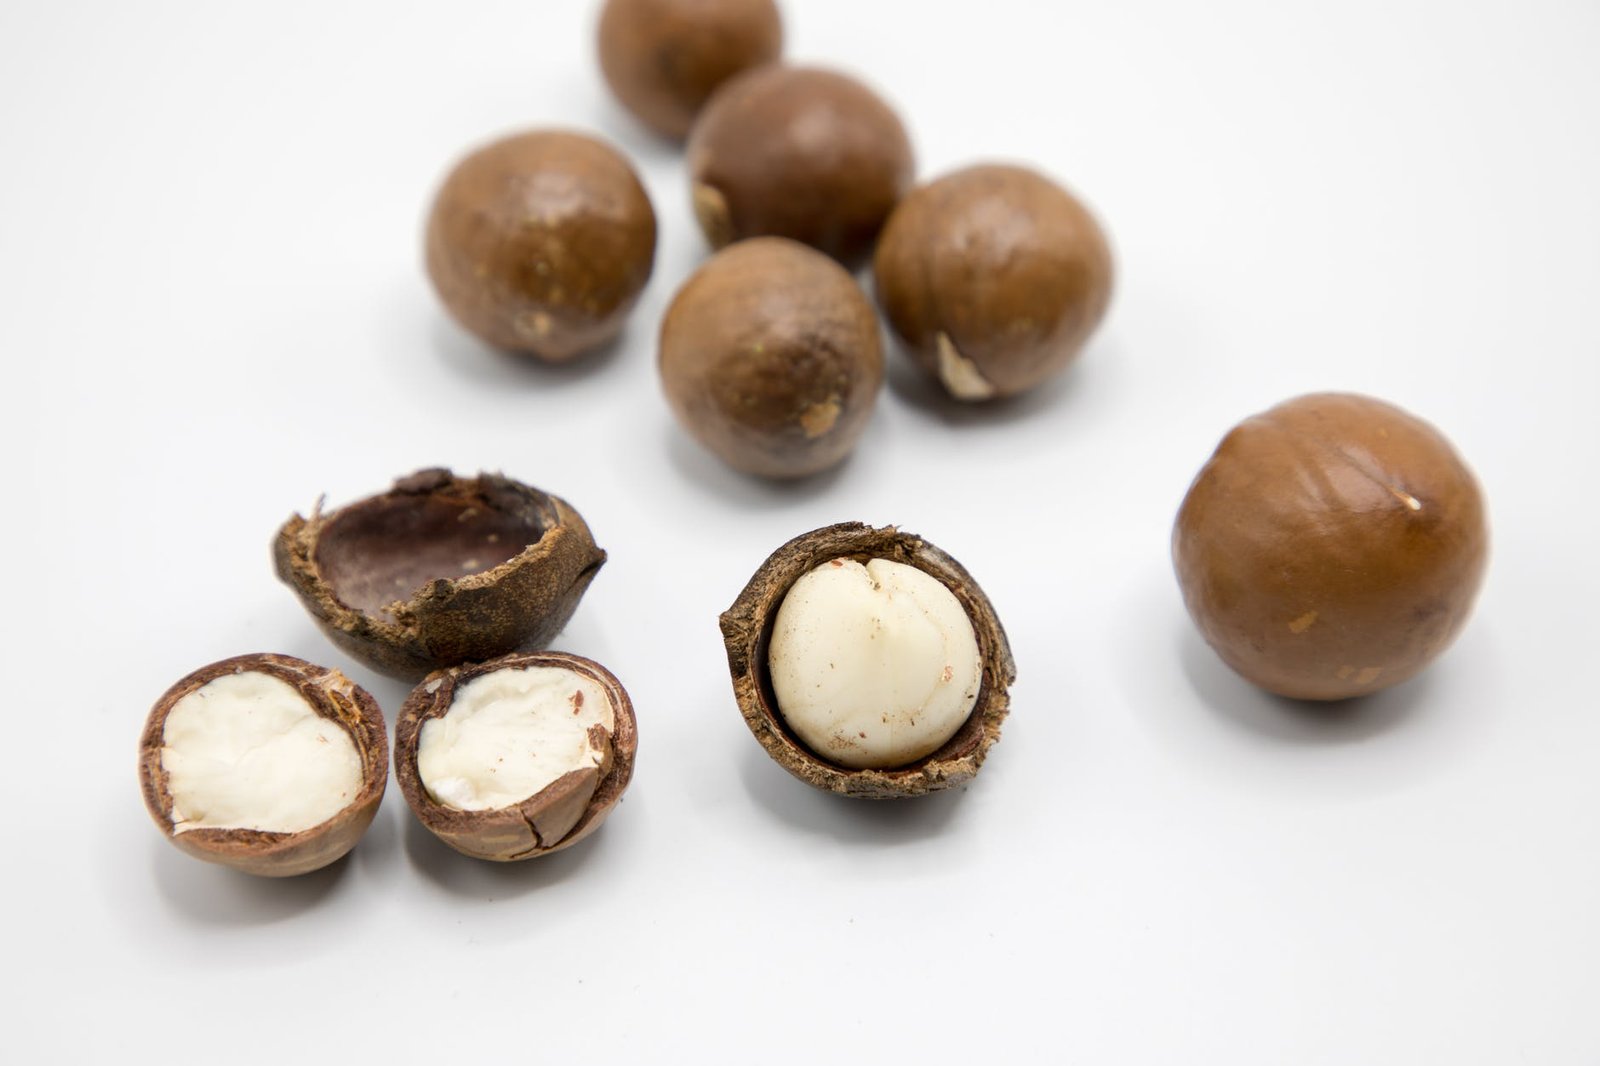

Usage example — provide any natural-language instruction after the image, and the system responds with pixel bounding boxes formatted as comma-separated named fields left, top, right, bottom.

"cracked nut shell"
left=138, top=653, right=389, bottom=877
left=659, top=237, right=883, bottom=479
left=395, top=651, right=637, bottom=861
left=688, top=65, right=914, bottom=266
left=425, top=129, right=657, bottom=361
left=598, top=0, right=784, bottom=140
left=873, top=164, right=1114, bottom=401
left=1174, top=393, right=1489, bottom=701
left=274, top=469, right=607, bottom=682
left=721, top=522, right=1015, bottom=798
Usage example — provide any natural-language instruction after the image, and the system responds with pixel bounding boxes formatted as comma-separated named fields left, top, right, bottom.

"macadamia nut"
left=768, top=558, right=982, bottom=769
left=417, top=665, right=615, bottom=811
left=161, top=671, right=363, bottom=834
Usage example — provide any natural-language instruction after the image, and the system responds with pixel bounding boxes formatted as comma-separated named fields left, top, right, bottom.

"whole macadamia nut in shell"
left=688, top=65, right=914, bottom=266
left=1173, top=393, right=1489, bottom=701
left=274, top=469, right=606, bottom=682
left=425, top=129, right=657, bottom=361
left=873, top=164, right=1114, bottom=401
left=659, top=237, right=884, bottom=479
left=598, top=0, right=784, bottom=140
left=138, top=653, right=389, bottom=878
left=721, top=522, right=1015, bottom=798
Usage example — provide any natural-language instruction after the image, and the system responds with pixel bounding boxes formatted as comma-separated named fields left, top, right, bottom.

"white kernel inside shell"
left=768, top=557, right=983, bottom=769
left=161, top=671, right=362, bottom=835
left=418, top=666, right=614, bottom=812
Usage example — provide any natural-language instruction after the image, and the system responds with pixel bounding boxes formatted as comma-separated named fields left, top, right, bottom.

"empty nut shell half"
left=395, top=651, right=638, bottom=861
left=274, top=469, right=607, bottom=681
left=138, top=653, right=388, bottom=877
left=721, top=522, right=1015, bottom=798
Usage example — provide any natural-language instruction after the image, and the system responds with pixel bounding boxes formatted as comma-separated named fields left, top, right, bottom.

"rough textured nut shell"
left=1174, top=392, right=1489, bottom=701
left=873, top=164, right=1114, bottom=401
left=394, top=651, right=638, bottom=861
left=598, top=0, right=783, bottom=140
left=659, top=237, right=884, bottom=479
left=720, top=522, right=1015, bottom=798
left=274, top=469, right=607, bottom=682
left=138, top=653, right=389, bottom=878
left=425, top=129, right=657, bottom=361
left=687, top=65, right=914, bottom=266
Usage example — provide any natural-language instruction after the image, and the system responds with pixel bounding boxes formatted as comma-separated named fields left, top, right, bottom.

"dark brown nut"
left=424, top=129, right=657, bottom=361
left=395, top=651, right=637, bottom=861
left=1174, top=393, right=1489, bottom=701
left=873, top=164, right=1114, bottom=401
left=138, top=653, right=388, bottom=878
left=659, top=237, right=884, bottom=479
left=274, top=469, right=606, bottom=682
left=687, top=65, right=914, bottom=266
left=721, top=522, right=1015, bottom=798
left=598, top=0, right=784, bottom=140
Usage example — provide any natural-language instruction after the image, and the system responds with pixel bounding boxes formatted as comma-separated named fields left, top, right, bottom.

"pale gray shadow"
left=429, top=313, right=636, bottom=388
left=401, top=810, right=612, bottom=899
left=882, top=338, right=1112, bottom=428
left=148, top=837, right=348, bottom=926
left=662, top=421, right=854, bottom=508
left=1177, top=625, right=1434, bottom=744
left=737, top=742, right=965, bottom=845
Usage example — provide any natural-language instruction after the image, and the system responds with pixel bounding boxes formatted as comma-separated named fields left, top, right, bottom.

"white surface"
left=2, top=0, right=1597, bottom=1062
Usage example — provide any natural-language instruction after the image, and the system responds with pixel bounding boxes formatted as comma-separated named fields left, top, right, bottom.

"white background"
left=3, top=1, right=1597, bottom=1061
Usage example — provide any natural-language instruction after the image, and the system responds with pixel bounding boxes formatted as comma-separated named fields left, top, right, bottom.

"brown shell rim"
left=393, top=650, right=639, bottom=860
left=273, top=468, right=601, bottom=651
left=720, top=522, right=1016, bottom=798
left=137, top=653, right=390, bottom=874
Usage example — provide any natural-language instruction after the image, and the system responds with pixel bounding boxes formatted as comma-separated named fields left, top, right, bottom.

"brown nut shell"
left=138, top=653, right=388, bottom=878
left=598, top=0, right=784, bottom=140
left=1173, top=392, right=1489, bottom=701
left=659, top=237, right=884, bottom=479
left=721, top=522, right=1015, bottom=798
left=394, top=651, right=637, bottom=861
left=425, top=129, right=657, bottom=361
left=873, top=164, right=1114, bottom=401
left=274, top=469, right=607, bottom=682
left=688, top=65, right=915, bottom=266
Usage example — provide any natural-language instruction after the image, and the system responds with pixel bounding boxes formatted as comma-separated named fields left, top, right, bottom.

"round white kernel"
left=767, top=557, right=982, bottom=769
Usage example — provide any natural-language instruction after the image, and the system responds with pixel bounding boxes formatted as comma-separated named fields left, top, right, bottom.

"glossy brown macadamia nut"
left=1173, top=393, right=1489, bottom=701
left=275, top=469, right=606, bottom=682
left=138, top=653, right=389, bottom=878
left=658, top=237, right=883, bottom=478
left=873, top=164, right=1114, bottom=401
left=688, top=65, right=914, bottom=265
left=598, top=0, right=784, bottom=140
left=425, top=130, right=657, bottom=361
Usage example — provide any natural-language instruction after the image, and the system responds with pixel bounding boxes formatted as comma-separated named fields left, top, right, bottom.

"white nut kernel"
left=161, top=671, right=362, bottom=834
left=768, top=557, right=982, bottom=769
left=417, top=665, right=614, bottom=811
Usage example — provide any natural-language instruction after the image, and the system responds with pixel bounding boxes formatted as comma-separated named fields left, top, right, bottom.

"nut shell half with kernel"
left=395, top=651, right=638, bottom=861
left=274, top=469, right=606, bottom=681
left=138, top=653, right=389, bottom=877
left=1173, top=392, right=1489, bottom=701
left=425, top=129, right=657, bottom=361
left=721, top=522, right=1015, bottom=798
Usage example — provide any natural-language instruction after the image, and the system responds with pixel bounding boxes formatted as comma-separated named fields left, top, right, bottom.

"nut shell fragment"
left=137, top=653, right=389, bottom=878
left=394, top=651, right=638, bottom=861
left=721, top=523, right=1015, bottom=798
left=274, top=469, right=606, bottom=681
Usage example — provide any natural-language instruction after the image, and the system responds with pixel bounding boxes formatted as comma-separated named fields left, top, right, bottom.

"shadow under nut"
left=873, top=164, right=1114, bottom=400
left=687, top=65, right=914, bottom=266
left=425, top=129, right=657, bottom=361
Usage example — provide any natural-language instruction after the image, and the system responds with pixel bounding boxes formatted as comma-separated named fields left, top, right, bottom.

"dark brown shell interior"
left=394, top=651, right=639, bottom=861
left=720, top=522, right=1015, bottom=798
left=137, top=653, right=389, bottom=878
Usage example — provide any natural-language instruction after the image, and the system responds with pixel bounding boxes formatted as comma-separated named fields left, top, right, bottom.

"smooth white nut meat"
left=417, top=665, right=615, bottom=811
left=161, top=671, right=362, bottom=834
left=768, top=557, right=982, bottom=769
